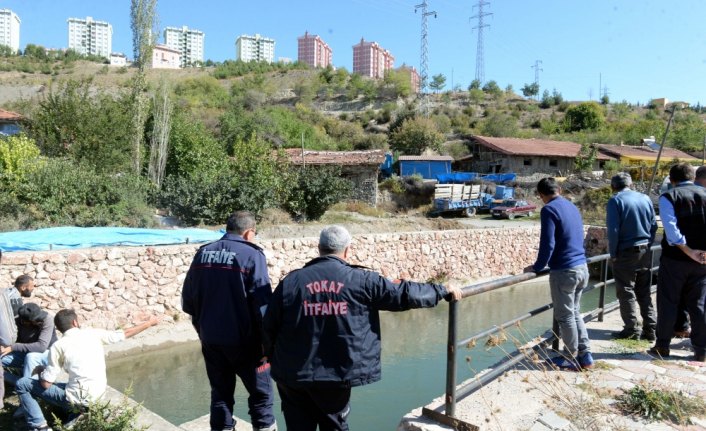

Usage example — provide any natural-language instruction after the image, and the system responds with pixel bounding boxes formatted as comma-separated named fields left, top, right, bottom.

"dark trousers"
left=201, top=343, right=275, bottom=430
left=655, top=256, right=706, bottom=355
left=277, top=383, right=351, bottom=431
left=612, top=247, right=656, bottom=332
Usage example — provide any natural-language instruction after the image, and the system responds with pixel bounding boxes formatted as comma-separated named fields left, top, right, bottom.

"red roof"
left=398, top=155, right=454, bottom=162
left=283, top=149, right=386, bottom=166
left=0, top=109, right=23, bottom=121
left=598, top=144, right=698, bottom=161
left=473, top=135, right=613, bottom=160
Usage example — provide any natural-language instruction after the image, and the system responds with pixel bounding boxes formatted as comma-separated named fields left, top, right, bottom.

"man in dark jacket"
left=182, top=211, right=276, bottom=431
left=263, top=225, right=462, bottom=431
left=1, top=303, right=58, bottom=385
left=649, top=163, right=706, bottom=362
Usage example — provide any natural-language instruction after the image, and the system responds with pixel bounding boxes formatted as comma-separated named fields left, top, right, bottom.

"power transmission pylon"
left=531, top=59, right=542, bottom=100
left=415, top=1, right=436, bottom=116
left=471, top=0, right=492, bottom=84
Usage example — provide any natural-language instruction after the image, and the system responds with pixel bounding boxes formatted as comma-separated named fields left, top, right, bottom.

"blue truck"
left=432, top=184, right=515, bottom=217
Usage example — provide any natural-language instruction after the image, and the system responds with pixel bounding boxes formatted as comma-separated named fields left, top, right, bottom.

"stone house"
left=469, top=135, right=614, bottom=175
left=283, top=149, right=385, bottom=206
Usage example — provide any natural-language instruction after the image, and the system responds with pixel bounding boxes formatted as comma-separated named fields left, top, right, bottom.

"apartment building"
left=398, top=64, right=421, bottom=93
left=352, top=38, right=394, bottom=79
left=236, top=34, right=275, bottom=63
left=297, top=31, right=332, bottom=68
left=0, top=9, right=21, bottom=53
left=164, top=25, right=204, bottom=67
left=67, top=16, right=112, bottom=58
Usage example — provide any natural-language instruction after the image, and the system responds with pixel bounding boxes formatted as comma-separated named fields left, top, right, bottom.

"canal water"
left=107, top=280, right=614, bottom=430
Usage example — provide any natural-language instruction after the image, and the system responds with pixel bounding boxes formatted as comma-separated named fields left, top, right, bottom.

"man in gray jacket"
left=1, top=303, right=58, bottom=385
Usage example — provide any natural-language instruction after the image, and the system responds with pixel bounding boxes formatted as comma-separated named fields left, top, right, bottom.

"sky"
left=4, top=0, right=706, bottom=105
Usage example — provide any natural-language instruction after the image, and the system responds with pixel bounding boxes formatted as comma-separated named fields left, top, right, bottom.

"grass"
left=616, top=383, right=706, bottom=425
left=606, top=338, right=651, bottom=355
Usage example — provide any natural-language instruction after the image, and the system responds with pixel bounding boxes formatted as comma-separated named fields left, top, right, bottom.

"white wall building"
left=0, top=9, right=21, bottom=53
left=235, top=34, right=275, bottom=63
left=164, top=25, right=204, bottom=67
left=67, top=16, right=112, bottom=58
left=109, top=52, right=127, bottom=67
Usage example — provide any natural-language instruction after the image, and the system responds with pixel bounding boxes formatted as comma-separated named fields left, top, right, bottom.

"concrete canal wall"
left=0, top=226, right=607, bottom=328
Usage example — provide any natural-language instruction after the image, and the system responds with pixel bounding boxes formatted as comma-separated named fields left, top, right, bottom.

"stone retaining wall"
left=0, top=226, right=606, bottom=328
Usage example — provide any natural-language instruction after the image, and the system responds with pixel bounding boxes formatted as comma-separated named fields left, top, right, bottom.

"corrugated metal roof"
left=598, top=144, right=698, bottom=161
left=398, top=155, right=454, bottom=161
left=473, top=135, right=613, bottom=160
left=283, top=149, right=386, bottom=165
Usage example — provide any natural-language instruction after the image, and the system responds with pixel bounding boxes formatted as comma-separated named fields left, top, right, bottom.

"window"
left=549, top=159, right=558, bottom=167
left=523, top=159, right=532, bottom=166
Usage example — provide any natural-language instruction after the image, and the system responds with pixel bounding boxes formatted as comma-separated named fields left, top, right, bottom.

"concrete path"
left=399, top=307, right=706, bottom=431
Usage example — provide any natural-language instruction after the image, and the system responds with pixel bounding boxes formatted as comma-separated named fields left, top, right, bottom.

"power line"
left=471, top=0, right=492, bottom=83
left=415, top=1, right=436, bottom=116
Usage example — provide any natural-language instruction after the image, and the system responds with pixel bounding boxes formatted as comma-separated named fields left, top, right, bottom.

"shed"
left=283, top=149, right=386, bottom=206
left=398, top=155, right=453, bottom=179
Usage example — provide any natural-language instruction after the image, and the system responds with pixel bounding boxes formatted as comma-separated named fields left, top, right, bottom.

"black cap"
left=18, top=303, right=48, bottom=323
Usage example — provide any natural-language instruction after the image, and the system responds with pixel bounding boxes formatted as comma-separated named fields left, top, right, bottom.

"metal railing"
left=422, top=246, right=660, bottom=429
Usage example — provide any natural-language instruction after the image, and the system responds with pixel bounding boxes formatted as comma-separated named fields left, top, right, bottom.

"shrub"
left=563, top=102, right=605, bottom=132
left=0, top=134, right=41, bottom=179
left=284, top=166, right=352, bottom=221
left=616, top=384, right=706, bottom=425
left=389, top=117, right=444, bottom=155
left=52, top=393, right=147, bottom=431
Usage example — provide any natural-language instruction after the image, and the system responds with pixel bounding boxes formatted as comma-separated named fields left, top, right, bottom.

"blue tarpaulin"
left=481, top=173, right=516, bottom=183
left=0, top=227, right=224, bottom=252
left=435, top=172, right=479, bottom=183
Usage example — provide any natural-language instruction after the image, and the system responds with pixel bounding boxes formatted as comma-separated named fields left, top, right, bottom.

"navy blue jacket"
left=262, top=255, right=450, bottom=388
left=533, top=196, right=587, bottom=272
left=182, top=233, right=272, bottom=349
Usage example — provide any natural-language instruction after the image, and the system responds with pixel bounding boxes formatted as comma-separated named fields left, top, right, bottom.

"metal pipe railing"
left=440, top=246, right=660, bottom=420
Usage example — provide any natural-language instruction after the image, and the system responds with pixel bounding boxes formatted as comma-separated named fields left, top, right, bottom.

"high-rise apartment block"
left=297, top=31, right=332, bottom=68
left=67, top=16, right=112, bottom=58
left=236, top=34, right=275, bottom=63
left=164, top=26, right=204, bottom=67
left=352, top=38, right=394, bottom=79
left=0, top=9, right=21, bottom=53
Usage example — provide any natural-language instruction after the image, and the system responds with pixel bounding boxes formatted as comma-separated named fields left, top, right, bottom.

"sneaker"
left=647, top=346, right=670, bottom=358
left=255, top=424, right=277, bottom=431
left=547, top=355, right=579, bottom=371
left=640, top=329, right=656, bottom=341
left=577, top=352, right=594, bottom=369
left=612, top=329, right=640, bottom=340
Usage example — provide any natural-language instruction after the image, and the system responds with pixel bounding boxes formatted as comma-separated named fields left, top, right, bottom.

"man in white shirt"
left=15, top=308, right=160, bottom=431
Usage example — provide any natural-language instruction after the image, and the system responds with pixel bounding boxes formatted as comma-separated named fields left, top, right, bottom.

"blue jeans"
left=16, top=377, right=73, bottom=428
left=549, top=264, right=591, bottom=356
left=2, top=350, right=49, bottom=385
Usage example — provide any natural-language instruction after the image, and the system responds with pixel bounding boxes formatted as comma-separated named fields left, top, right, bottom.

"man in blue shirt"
left=650, top=163, right=706, bottom=362
left=606, top=173, right=658, bottom=341
left=182, top=211, right=276, bottom=431
left=526, top=177, right=592, bottom=371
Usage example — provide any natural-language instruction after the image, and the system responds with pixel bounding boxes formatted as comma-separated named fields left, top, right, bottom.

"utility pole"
left=415, top=0, right=436, bottom=116
left=531, top=59, right=542, bottom=100
left=471, top=0, right=492, bottom=84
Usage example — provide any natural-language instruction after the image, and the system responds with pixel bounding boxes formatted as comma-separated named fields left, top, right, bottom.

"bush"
left=563, top=102, right=605, bottom=132
left=616, top=384, right=706, bottom=425
left=389, top=117, right=444, bottom=155
left=284, top=166, right=352, bottom=221
left=52, top=393, right=147, bottom=431
left=8, top=159, right=154, bottom=228
left=0, top=134, right=41, bottom=178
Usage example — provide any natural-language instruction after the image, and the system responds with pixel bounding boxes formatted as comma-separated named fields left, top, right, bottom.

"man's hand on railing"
left=444, top=285, right=463, bottom=302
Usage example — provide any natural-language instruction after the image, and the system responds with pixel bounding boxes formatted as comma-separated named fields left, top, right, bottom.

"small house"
left=597, top=144, right=698, bottom=166
left=284, top=149, right=386, bottom=206
left=398, top=155, right=453, bottom=179
left=469, top=135, right=613, bottom=174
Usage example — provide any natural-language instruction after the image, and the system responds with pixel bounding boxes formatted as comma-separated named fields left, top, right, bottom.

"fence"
left=421, top=246, right=660, bottom=430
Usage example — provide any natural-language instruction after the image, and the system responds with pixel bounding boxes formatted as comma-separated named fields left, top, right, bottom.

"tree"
left=469, top=88, right=485, bottom=106
left=429, top=74, right=447, bottom=93
left=468, top=79, right=481, bottom=90
left=389, top=117, right=444, bottom=155
left=147, top=78, right=172, bottom=188
left=521, top=82, right=539, bottom=98
left=482, top=80, right=503, bottom=99
left=382, top=69, right=412, bottom=98
left=284, top=166, right=352, bottom=221
left=480, top=112, right=519, bottom=137
left=129, top=0, right=158, bottom=175
left=574, top=142, right=597, bottom=172
left=564, top=102, right=605, bottom=132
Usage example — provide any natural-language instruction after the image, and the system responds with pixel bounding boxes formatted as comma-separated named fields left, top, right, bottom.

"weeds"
left=616, top=383, right=706, bottom=425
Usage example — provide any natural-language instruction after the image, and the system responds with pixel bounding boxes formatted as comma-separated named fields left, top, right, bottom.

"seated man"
left=15, top=308, right=161, bottom=431
left=7, top=275, right=35, bottom=317
left=1, top=303, right=58, bottom=385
